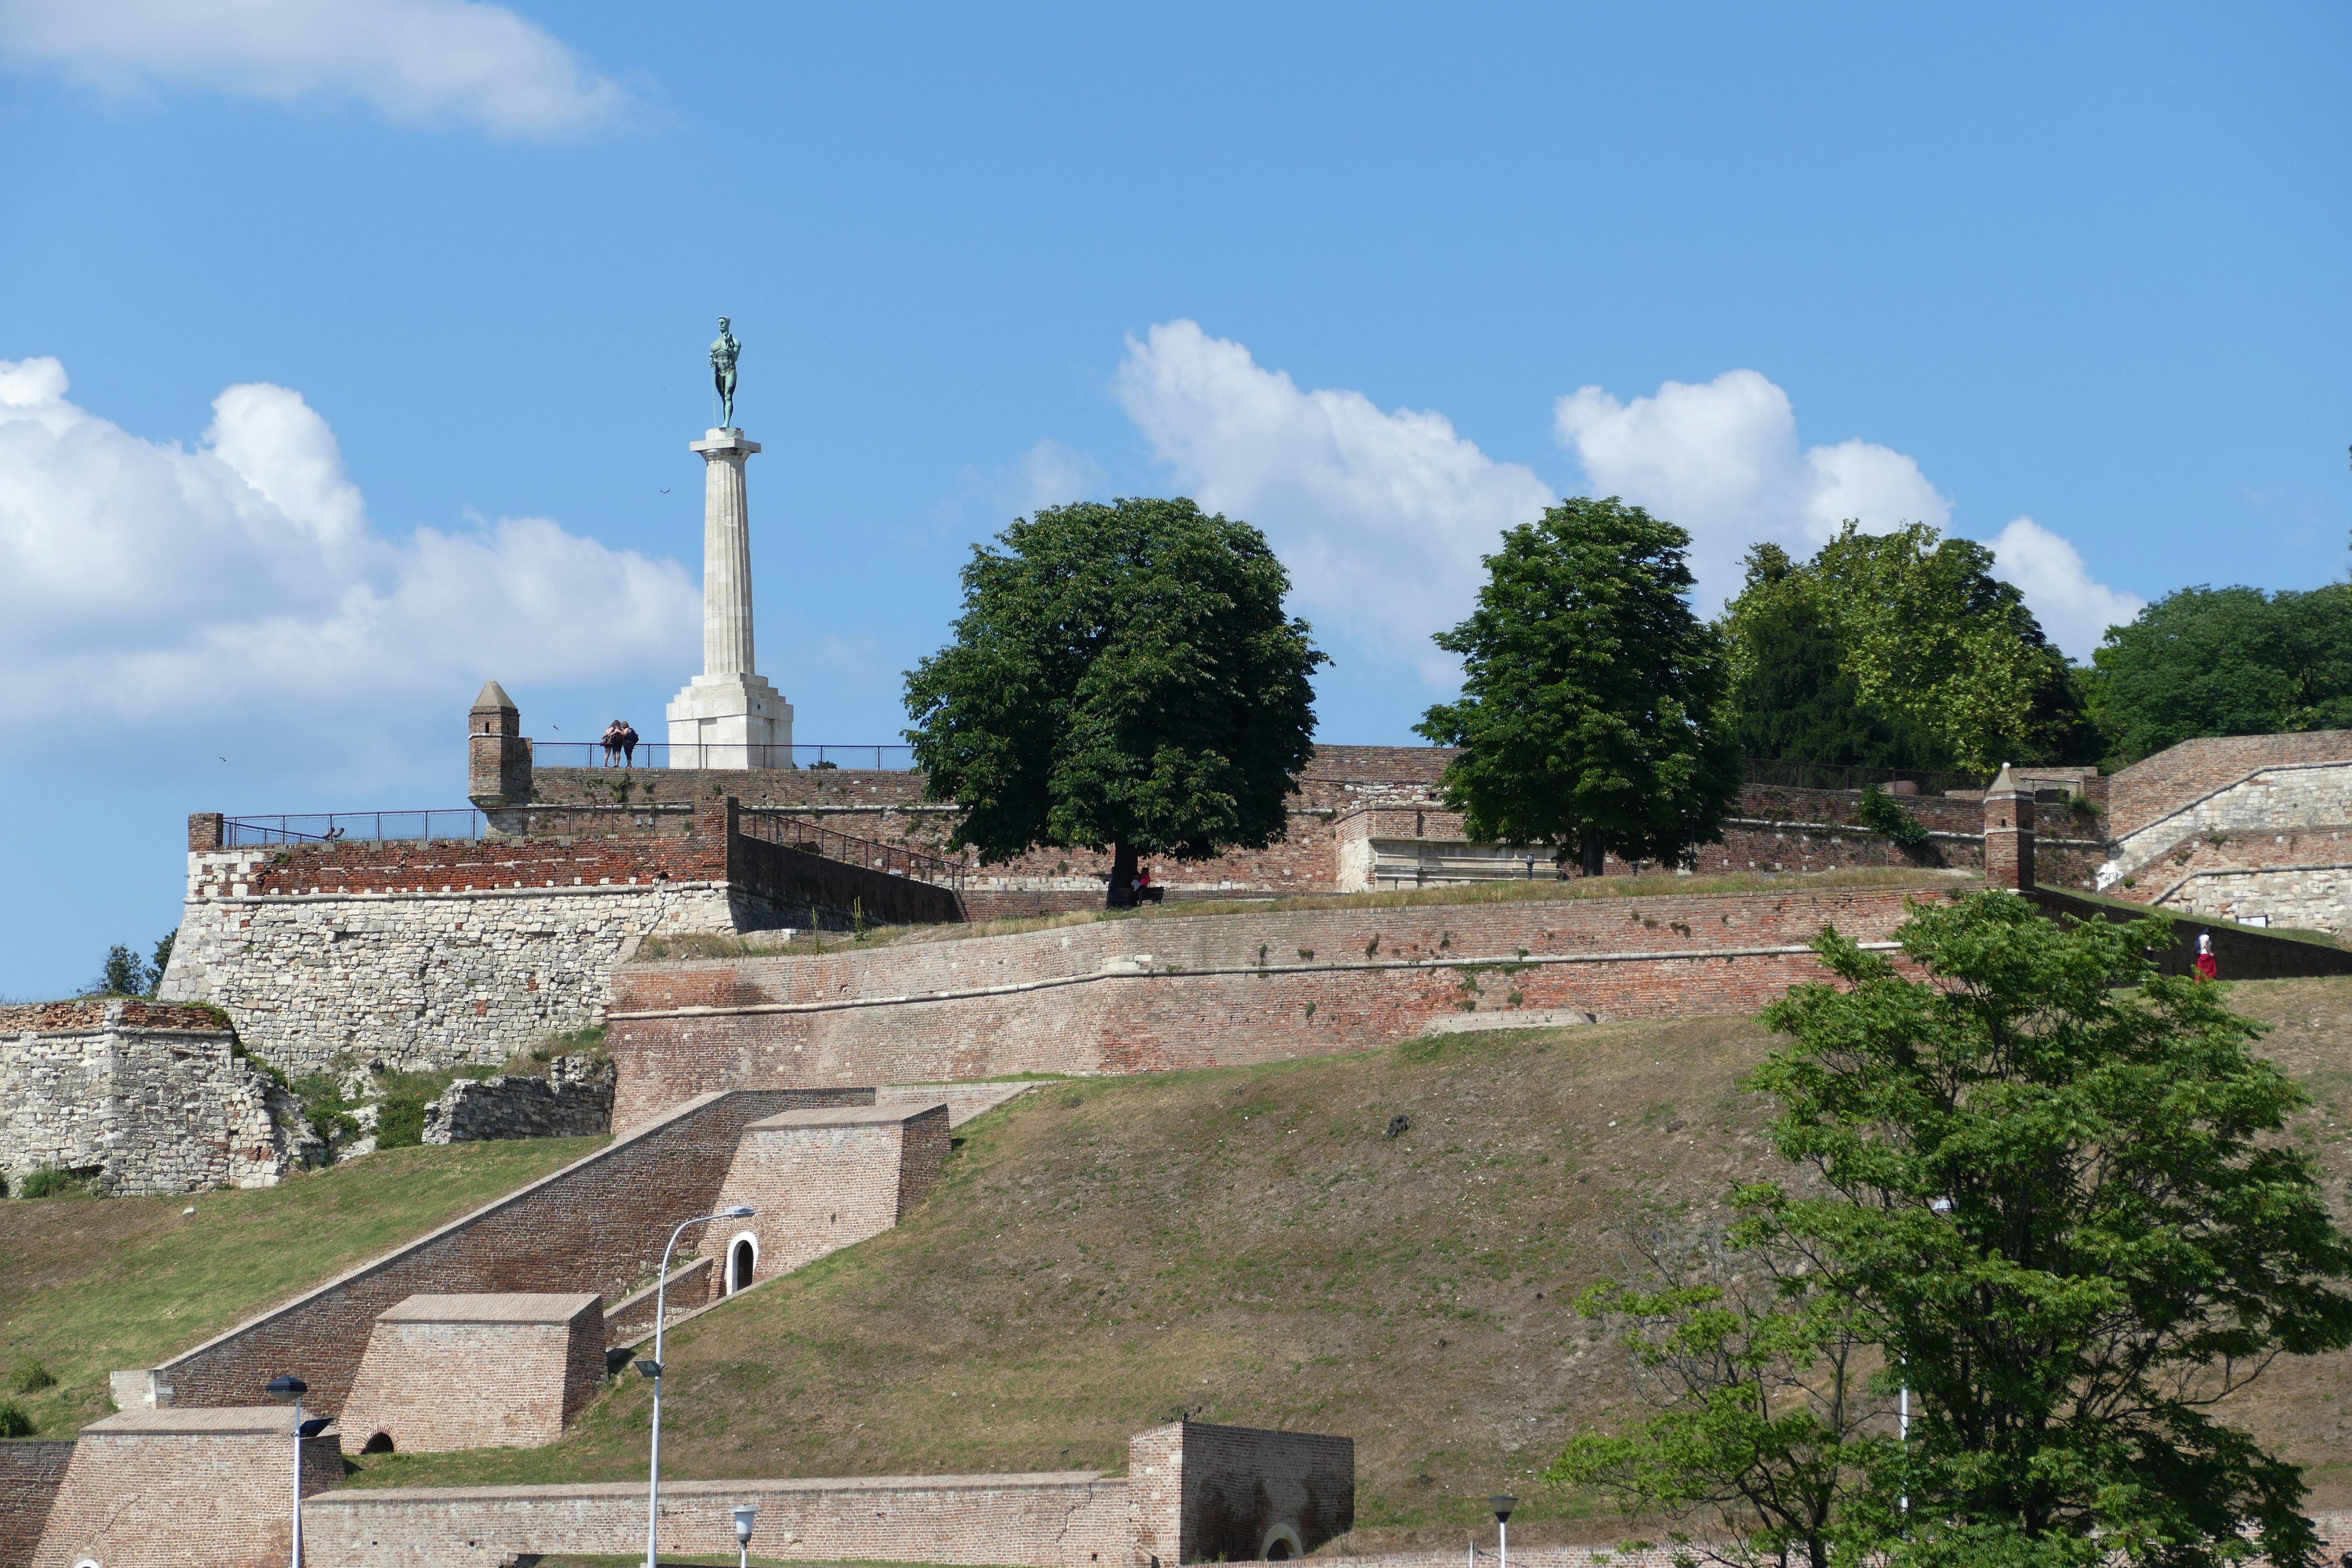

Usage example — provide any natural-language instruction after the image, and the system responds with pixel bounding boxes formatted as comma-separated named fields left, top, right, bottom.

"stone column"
left=1984, top=762, right=2036, bottom=891
left=666, top=429, right=794, bottom=769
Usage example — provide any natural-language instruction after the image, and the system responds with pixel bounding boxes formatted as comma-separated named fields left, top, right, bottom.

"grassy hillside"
left=0, top=1136, right=604, bottom=1437
left=342, top=975, right=2352, bottom=1551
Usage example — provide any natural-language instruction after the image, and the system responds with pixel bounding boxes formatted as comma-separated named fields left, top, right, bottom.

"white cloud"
left=0, top=0, right=625, bottom=137
left=1987, top=516, right=2145, bottom=659
left=1114, top=320, right=1554, bottom=682
left=1555, top=369, right=1951, bottom=613
left=0, top=356, right=696, bottom=763
left=1016, top=439, right=1105, bottom=514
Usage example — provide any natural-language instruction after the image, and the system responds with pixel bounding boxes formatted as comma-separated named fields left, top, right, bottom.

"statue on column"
left=710, top=316, right=741, bottom=430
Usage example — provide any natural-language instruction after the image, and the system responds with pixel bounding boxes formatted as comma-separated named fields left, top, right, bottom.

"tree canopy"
left=2089, top=584, right=2352, bottom=767
left=902, top=497, right=1325, bottom=903
left=1415, top=496, right=1740, bottom=875
left=1721, top=526, right=2099, bottom=773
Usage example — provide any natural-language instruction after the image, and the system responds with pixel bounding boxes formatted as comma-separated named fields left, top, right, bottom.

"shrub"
left=0, top=1401, right=32, bottom=1438
left=15, top=1167, right=77, bottom=1200
left=8, top=1359, right=55, bottom=1394
left=1855, top=784, right=1933, bottom=851
left=291, top=1074, right=362, bottom=1146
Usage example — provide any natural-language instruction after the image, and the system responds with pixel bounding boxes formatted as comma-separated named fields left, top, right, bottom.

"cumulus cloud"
left=1987, top=516, right=2145, bottom=659
left=0, top=0, right=625, bottom=137
left=1114, top=320, right=1554, bottom=682
left=1555, top=369, right=1951, bottom=612
left=0, top=357, right=696, bottom=763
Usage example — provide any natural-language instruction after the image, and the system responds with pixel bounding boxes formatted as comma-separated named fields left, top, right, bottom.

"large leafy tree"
left=1740, top=892, right=2352, bottom=1568
left=904, top=498, right=1325, bottom=905
left=2089, top=584, right=2352, bottom=766
left=1415, top=497, right=1741, bottom=876
left=1720, top=525, right=2099, bottom=774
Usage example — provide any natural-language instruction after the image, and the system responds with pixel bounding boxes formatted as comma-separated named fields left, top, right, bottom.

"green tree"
left=2088, top=585, right=2352, bottom=767
left=1740, top=892, right=2352, bottom=1568
left=904, top=498, right=1326, bottom=905
left=1416, top=497, right=1741, bottom=876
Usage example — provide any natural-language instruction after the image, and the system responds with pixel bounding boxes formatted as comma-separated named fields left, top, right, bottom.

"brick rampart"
left=712, top=1102, right=952, bottom=1284
left=0, top=1443, right=72, bottom=1568
left=1134, top=1420, right=1354, bottom=1564
left=2105, top=760, right=2352, bottom=883
left=2108, top=731, right=2352, bottom=839
left=31, top=1408, right=342, bottom=1568
left=337, top=1294, right=605, bottom=1454
left=1, top=1006, right=317, bottom=1196
left=606, top=884, right=1954, bottom=1127
left=2029, top=889, right=2352, bottom=980
left=137, top=1088, right=867, bottom=1414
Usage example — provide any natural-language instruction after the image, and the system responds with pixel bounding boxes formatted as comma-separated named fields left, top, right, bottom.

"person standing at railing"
left=601, top=721, right=625, bottom=766
left=618, top=721, right=640, bottom=766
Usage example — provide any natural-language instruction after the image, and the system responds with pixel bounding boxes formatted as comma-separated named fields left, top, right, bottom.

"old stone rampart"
left=605, top=883, right=1952, bottom=1127
left=1129, top=1420, right=1353, bottom=1565
left=422, top=1055, right=614, bottom=1143
left=336, top=1294, right=606, bottom=1455
left=128, top=1087, right=867, bottom=1414
left=2107, top=730, right=2352, bottom=838
left=0, top=1000, right=319, bottom=1196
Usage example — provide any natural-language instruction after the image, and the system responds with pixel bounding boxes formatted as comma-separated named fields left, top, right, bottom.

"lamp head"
left=733, top=1503, right=759, bottom=1545
left=265, top=1374, right=307, bottom=1404
left=1489, top=1494, right=1518, bottom=1524
left=718, top=1205, right=755, bottom=1219
left=635, top=1359, right=662, bottom=1379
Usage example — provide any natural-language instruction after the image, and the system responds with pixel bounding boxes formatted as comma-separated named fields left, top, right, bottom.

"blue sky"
left=2, top=0, right=2346, bottom=998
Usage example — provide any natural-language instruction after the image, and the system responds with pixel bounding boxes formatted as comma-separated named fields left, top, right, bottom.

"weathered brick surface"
left=1, top=1008, right=318, bottom=1196
left=2029, top=889, right=2352, bottom=980
left=337, top=1295, right=605, bottom=1454
left=144, top=1088, right=868, bottom=1413
left=1151, top=1420, right=1354, bottom=1564
left=2106, top=825, right=2352, bottom=935
left=1986, top=774, right=2035, bottom=891
left=711, top=1103, right=951, bottom=1284
left=0, top=1443, right=73, bottom=1568
left=606, top=885, right=1950, bottom=1126
left=2108, top=731, right=2352, bottom=839
left=2107, top=760, right=2352, bottom=882
left=31, top=1408, right=341, bottom=1568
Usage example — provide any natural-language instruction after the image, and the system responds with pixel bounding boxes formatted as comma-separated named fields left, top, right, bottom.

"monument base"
left=666, top=672, right=794, bottom=770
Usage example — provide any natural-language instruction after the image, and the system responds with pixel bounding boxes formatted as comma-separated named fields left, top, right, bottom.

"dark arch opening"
left=731, top=1238, right=755, bottom=1294
left=362, top=1432, right=395, bottom=1455
left=1265, top=1542, right=1292, bottom=1561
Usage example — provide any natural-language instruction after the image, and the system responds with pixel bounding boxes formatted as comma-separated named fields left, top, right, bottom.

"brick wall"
left=2107, top=731, right=2352, bottom=839
left=142, top=1088, right=868, bottom=1414
left=2106, top=759, right=2352, bottom=882
left=2029, top=889, right=2352, bottom=980
left=1157, top=1420, right=1354, bottom=1564
left=32, top=1408, right=341, bottom=1568
left=0, top=1443, right=72, bottom=1568
left=337, top=1295, right=604, bottom=1454
left=305, top=1471, right=1133, bottom=1568
left=605, top=884, right=1949, bottom=1126
left=1, top=1007, right=316, bottom=1196
left=712, top=1102, right=951, bottom=1283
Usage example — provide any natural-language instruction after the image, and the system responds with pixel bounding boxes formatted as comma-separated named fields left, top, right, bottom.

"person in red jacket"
left=2194, top=932, right=2218, bottom=981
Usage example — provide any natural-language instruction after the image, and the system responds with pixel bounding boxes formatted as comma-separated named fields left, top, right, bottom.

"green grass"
left=635, top=866, right=1971, bottom=961
left=0, top=1136, right=604, bottom=1437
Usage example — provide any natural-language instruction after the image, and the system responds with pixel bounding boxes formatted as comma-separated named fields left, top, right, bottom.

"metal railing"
left=525, top=741, right=916, bottom=771
left=738, top=810, right=968, bottom=892
left=1744, top=757, right=1990, bottom=795
left=225, top=810, right=494, bottom=846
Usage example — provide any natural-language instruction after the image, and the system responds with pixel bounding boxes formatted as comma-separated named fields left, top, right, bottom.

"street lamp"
left=641, top=1206, right=756, bottom=1568
left=732, top=1503, right=759, bottom=1568
left=1489, top=1495, right=1517, bottom=1568
left=265, top=1375, right=309, bottom=1568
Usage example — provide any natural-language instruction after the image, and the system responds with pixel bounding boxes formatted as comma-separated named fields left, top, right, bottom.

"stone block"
left=338, top=1294, right=605, bottom=1454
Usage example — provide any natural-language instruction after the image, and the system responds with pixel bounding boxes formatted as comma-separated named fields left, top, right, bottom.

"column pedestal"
left=666, top=672, right=793, bottom=770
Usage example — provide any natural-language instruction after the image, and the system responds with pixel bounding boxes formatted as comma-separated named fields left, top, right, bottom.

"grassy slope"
left=0, top=1136, right=604, bottom=1436
left=347, top=977, right=2352, bottom=1551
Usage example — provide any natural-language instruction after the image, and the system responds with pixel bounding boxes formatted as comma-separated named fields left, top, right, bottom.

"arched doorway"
left=1260, top=1525, right=1303, bottom=1561
left=728, top=1234, right=758, bottom=1294
left=362, top=1432, right=396, bottom=1455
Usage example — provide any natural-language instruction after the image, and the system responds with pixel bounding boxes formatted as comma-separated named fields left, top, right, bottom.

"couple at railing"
left=600, top=721, right=642, bottom=766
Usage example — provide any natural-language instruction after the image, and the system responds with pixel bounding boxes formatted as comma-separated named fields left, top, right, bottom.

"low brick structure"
left=1128, top=1420, right=1354, bottom=1565
left=712, top=1101, right=952, bottom=1286
left=120, top=1087, right=868, bottom=1415
left=0, top=1443, right=73, bottom=1568
left=337, top=1294, right=605, bottom=1454
left=422, top=1055, right=614, bottom=1143
left=0, top=1000, right=319, bottom=1197
left=31, top=1407, right=341, bottom=1568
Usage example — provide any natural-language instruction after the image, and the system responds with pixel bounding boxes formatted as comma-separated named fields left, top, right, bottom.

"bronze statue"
left=710, top=316, right=741, bottom=429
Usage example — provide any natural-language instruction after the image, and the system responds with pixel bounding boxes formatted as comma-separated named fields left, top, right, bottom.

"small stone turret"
left=1984, top=761, right=2035, bottom=890
left=468, top=680, right=533, bottom=808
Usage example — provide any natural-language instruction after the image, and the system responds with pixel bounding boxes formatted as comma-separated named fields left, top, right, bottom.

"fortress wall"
left=137, top=1088, right=866, bottom=1414
left=606, top=884, right=1951, bottom=1126
left=2106, top=759, right=2352, bottom=880
left=0, top=1442, right=73, bottom=1568
left=336, top=1295, right=606, bottom=1455
left=31, top=1410, right=342, bottom=1568
left=2107, top=731, right=2352, bottom=839
left=0, top=1002, right=316, bottom=1195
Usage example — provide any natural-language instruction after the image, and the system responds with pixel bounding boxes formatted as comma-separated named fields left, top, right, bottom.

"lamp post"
left=1489, top=1495, right=1517, bottom=1568
left=641, top=1206, right=756, bottom=1568
left=265, top=1375, right=309, bottom=1568
left=732, top=1503, right=759, bottom=1568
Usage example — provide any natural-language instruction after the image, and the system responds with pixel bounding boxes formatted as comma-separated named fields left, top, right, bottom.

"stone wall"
left=422, top=1056, right=614, bottom=1143
left=605, top=883, right=1951, bottom=1127
left=129, top=1088, right=868, bottom=1414
left=0, top=1442, right=72, bottom=1568
left=337, top=1294, right=605, bottom=1454
left=0, top=1001, right=318, bottom=1197
left=2106, top=730, right=2352, bottom=839
left=31, top=1407, right=342, bottom=1568
left=712, top=1102, right=952, bottom=1283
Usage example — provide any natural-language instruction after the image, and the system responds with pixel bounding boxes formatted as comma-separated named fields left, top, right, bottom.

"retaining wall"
left=712, top=1101, right=952, bottom=1283
left=128, top=1088, right=866, bottom=1414
left=2029, top=889, right=2352, bottom=980
left=336, top=1295, right=605, bottom=1455
left=1129, top=1421, right=1354, bottom=1565
left=30, top=1408, right=342, bottom=1568
left=0, top=1443, right=72, bottom=1568
left=606, top=883, right=1956, bottom=1127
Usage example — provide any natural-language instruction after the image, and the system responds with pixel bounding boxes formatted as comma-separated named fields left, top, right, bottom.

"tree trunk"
left=1108, top=840, right=1139, bottom=908
left=1579, top=825, right=1606, bottom=878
